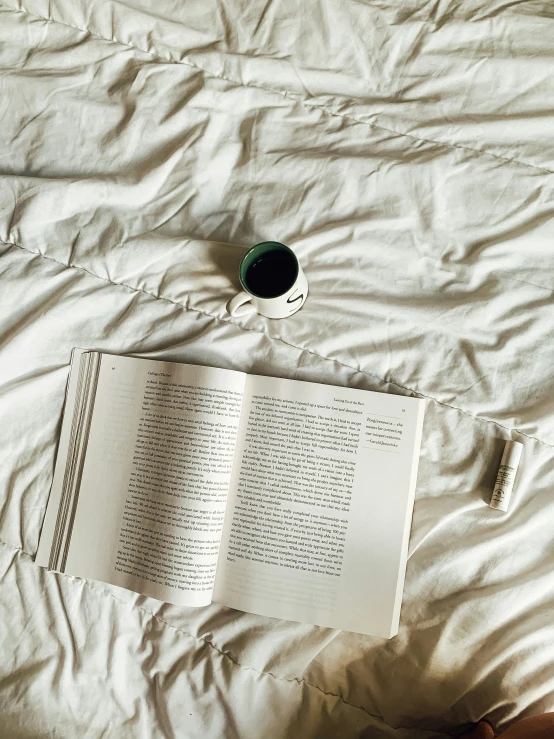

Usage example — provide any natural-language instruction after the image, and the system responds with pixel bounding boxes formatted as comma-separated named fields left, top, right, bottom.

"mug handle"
left=227, top=291, right=257, bottom=317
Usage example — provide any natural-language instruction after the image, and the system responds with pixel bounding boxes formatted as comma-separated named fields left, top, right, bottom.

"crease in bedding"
left=2, top=2, right=553, bottom=177
left=1, top=539, right=448, bottom=737
left=2, top=1, right=554, bottom=736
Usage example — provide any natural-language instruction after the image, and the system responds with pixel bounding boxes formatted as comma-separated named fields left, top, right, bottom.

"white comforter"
left=1, top=1, right=554, bottom=737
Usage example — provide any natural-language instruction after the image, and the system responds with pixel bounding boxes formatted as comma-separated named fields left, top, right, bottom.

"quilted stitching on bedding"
left=1, top=1, right=554, bottom=736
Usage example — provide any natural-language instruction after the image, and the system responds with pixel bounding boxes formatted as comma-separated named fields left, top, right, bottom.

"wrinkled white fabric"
left=1, top=1, right=554, bottom=737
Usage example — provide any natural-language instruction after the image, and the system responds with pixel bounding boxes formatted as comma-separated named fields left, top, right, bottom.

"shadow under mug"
left=227, top=242, right=309, bottom=319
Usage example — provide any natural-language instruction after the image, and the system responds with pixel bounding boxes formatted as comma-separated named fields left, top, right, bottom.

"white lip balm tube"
left=490, top=440, right=523, bottom=512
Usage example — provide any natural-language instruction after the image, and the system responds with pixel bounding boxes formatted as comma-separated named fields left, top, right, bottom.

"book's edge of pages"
left=35, top=348, right=87, bottom=567
left=388, top=397, right=426, bottom=638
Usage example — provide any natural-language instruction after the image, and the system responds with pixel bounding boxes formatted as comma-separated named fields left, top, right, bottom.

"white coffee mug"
left=227, top=241, right=308, bottom=319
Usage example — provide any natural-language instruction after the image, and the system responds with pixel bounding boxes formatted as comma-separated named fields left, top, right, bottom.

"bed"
left=1, top=1, right=554, bottom=736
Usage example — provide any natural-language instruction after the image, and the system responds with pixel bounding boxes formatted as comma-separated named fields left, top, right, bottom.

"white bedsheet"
left=1, top=1, right=554, bottom=736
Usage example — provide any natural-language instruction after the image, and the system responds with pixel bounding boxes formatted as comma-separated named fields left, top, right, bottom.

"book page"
left=213, top=375, right=424, bottom=637
left=53, top=353, right=246, bottom=606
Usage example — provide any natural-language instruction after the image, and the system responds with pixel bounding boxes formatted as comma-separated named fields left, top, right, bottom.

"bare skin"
left=462, top=714, right=554, bottom=739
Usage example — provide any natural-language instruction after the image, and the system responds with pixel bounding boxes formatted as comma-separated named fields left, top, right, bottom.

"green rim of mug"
left=239, top=242, right=299, bottom=299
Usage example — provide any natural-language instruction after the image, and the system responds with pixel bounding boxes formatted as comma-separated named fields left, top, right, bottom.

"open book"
left=37, top=350, right=425, bottom=638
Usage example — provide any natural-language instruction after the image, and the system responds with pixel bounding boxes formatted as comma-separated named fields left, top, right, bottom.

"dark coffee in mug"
left=228, top=241, right=308, bottom=319
left=244, top=249, right=297, bottom=298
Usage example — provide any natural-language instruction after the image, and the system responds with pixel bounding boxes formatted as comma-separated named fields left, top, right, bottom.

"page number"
left=402, top=408, right=405, bottom=412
